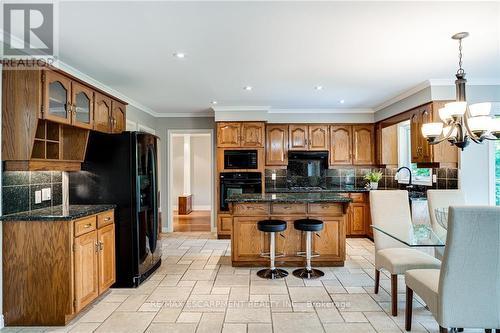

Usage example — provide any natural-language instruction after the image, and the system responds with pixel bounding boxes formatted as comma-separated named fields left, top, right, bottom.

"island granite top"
left=0, top=204, right=117, bottom=222
left=226, top=193, right=352, bottom=203
left=266, top=187, right=369, bottom=193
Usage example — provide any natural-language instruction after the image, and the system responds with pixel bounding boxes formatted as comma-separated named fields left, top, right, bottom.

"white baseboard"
left=172, top=205, right=211, bottom=211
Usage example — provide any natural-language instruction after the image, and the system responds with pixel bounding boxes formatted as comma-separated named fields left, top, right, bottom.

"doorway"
left=167, top=130, right=214, bottom=232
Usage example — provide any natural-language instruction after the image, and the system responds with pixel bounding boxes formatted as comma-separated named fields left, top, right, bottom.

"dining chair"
left=405, top=206, right=500, bottom=333
left=427, top=190, right=466, bottom=260
left=370, top=190, right=441, bottom=316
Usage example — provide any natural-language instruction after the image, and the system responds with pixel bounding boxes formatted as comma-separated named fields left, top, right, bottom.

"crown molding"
left=373, top=80, right=431, bottom=112
left=212, top=106, right=271, bottom=112
left=53, top=60, right=160, bottom=117
left=269, top=108, right=374, bottom=114
left=155, top=111, right=215, bottom=118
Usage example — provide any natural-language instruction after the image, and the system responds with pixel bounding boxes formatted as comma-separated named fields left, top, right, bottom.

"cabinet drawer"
left=233, top=203, right=269, bottom=216
left=220, top=216, right=232, bottom=232
left=271, top=203, right=306, bottom=215
left=97, top=210, right=114, bottom=228
left=74, top=216, right=97, bottom=237
left=350, top=193, right=365, bottom=203
left=308, top=203, right=343, bottom=215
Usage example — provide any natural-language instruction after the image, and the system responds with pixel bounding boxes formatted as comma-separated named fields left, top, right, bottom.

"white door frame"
left=167, top=129, right=215, bottom=232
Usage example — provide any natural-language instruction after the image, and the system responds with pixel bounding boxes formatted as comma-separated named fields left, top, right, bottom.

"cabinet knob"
left=104, top=217, right=111, bottom=222
left=95, top=241, right=99, bottom=253
left=84, top=223, right=92, bottom=228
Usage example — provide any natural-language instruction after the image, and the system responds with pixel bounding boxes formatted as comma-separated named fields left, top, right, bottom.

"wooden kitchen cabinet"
left=217, top=122, right=264, bottom=148
left=330, top=125, right=352, bottom=165
left=217, top=122, right=241, bottom=147
left=352, top=125, right=375, bottom=165
left=94, top=93, right=112, bottom=133
left=308, top=125, right=329, bottom=150
left=3, top=209, right=116, bottom=326
left=43, top=70, right=73, bottom=125
left=111, top=101, right=126, bottom=133
left=289, top=125, right=309, bottom=150
left=71, top=82, right=94, bottom=130
left=289, top=124, right=328, bottom=151
left=265, top=124, right=288, bottom=166
left=74, top=230, right=99, bottom=312
left=311, top=218, right=344, bottom=261
left=348, top=204, right=366, bottom=235
left=410, top=102, right=458, bottom=167
left=241, top=122, right=264, bottom=147
left=381, top=124, right=398, bottom=167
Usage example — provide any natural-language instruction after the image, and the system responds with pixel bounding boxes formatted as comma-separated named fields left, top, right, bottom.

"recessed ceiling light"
left=315, top=85, right=323, bottom=90
left=211, top=100, right=218, bottom=105
left=339, top=99, right=345, bottom=104
left=244, top=86, right=253, bottom=91
left=173, top=52, right=185, bottom=58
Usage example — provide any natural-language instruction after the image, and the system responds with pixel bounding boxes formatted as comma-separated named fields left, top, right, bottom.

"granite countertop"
left=0, top=204, right=117, bottom=222
left=266, top=187, right=369, bottom=193
left=226, top=193, right=352, bottom=203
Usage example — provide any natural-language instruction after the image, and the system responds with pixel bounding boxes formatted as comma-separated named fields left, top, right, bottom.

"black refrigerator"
left=69, top=131, right=161, bottom=288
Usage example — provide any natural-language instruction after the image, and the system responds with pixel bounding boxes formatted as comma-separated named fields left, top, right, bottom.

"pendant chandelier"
left=421, top=32, right=500, bottom=150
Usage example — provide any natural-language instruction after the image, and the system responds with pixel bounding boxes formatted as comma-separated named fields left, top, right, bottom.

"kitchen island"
left=226, top=193, right=352, bottom=267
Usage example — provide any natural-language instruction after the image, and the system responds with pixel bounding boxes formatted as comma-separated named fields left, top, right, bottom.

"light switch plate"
left=35, top=190, right=42, bottom=204
left=42, top=187, right=51, bottom=201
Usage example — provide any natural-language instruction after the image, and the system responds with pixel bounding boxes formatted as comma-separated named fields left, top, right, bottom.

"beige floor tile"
left=248, top=323, right=273, bottom=333
left=272, top=312, right=324, bottom=333
left=100, top=293, right=129, bottom=303
left=159, top=274, right=182, bottom=286
left=270, top=294, right=292, bottom=312
left=177, top=312, right=202, bottom=323
left=211, top=287, right=230, bottom=295
left=331, top=294, right=382, bottom=312
left=225, top=301, right=271, bottom=323
left=153, top=306, right=183, bottom=323
left=95, top=311, right=155, bottom=333
left=363, top=311, right=402, bottom=333
left=195, top=313, right=225, bottom=333
left=146, top=323, right=197, bottom=333
left=67, top=323, right=101, bottom=333
left=182, top=269, right=217, bottom=281
left=288, top=287, right=331, bottom=303
left=250, top=280, right=288, bottom=294
left=214, top=274, right=249, bottom=287
left=138, top=302, right=163, bottom=312
left=146, top=286, right=192, bottom=302
left=116, top=294, right=149, bottom=312
left=192, top=280, right=215, bottom=295
left=341, top=311, right=368, bottom=322
left=78, top=302, right=120, bottom=322
left=184, top=294, right=229, bottom=312
left=291, top=302, right=315, bottom=312
left=222, top=323, right=247, bottom=333
left=314, top=303, right=344, bottom=323
left=323, top=323, right=376, bottom=333
left=229, top=286, right=250, bottom=301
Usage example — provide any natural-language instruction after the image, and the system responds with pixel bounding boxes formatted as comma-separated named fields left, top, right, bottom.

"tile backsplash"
left=265, top=167, right=459, bottom=192
left=2, top=171, right=63, bottom=215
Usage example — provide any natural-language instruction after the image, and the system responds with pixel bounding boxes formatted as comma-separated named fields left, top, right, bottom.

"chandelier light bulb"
left=468, top=102, right=491, bottom=117
left=422, top=122, right=443, bottom=139
left=468, top=116, right=491, bottom=136
left=438, top=106, right=453, bottom=122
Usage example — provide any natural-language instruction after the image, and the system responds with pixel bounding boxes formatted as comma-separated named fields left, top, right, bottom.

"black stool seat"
left=258, top=220, right=287, bottom=233
left=294, top=219, right=324, bottom=232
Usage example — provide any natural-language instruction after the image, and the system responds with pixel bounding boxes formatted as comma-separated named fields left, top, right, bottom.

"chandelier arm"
left=462, top=109, right=484, bottom=143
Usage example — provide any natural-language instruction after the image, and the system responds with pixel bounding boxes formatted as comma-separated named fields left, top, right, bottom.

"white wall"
left=171, top=136, right=185, bottom=208
left=191, top=136, right=211, bottom=208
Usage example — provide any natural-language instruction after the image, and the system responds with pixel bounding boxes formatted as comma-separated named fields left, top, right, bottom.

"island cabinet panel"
left=265, top=124, right=288, bottom=166
left=312, top=218, right=344, bottom=261
left=289, top=125, right=308, bottom=150
left=2, top=209, right=116, bottom=326
left=329, top=125, right=352, bottom=165
left=230, top=201, right=348, bottom=266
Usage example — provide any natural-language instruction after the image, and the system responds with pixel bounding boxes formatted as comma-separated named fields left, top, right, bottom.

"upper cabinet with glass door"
left=43, top=71, right=72, bottom=125
left=42, top=71, right=94, bottom=129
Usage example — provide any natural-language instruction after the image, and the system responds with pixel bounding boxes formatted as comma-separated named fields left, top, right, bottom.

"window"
left=397, top=121, right=432, bottom=185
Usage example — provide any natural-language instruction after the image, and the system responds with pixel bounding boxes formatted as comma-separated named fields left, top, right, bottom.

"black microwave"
left=224, top=150, right=258, bottom=169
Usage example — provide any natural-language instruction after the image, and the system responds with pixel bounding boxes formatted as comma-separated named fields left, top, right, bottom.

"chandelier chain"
left=457, top=38, right=464, bottom=75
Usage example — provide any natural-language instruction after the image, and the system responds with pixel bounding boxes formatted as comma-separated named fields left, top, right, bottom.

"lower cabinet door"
left=74, top=231, right=99, bottom=312
left=98, top=224, right=116, bottom=294
left=312, top=218, right=344, bottom=261
left=349, top=204, right=366, bottom=235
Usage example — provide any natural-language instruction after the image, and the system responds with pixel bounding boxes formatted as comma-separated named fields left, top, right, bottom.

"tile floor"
left=0, top=233, right=485, bottom=333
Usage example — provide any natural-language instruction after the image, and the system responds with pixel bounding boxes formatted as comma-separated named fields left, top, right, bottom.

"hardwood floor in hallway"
left=173, top=210, right=211, bottom=232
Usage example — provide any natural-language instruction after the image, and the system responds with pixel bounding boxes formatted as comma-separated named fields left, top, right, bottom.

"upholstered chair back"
left=438, top=206, right=500, bottom=329
left=370, top=190, right=413, bottom=251
left=427, top=190, right=466, bottom=239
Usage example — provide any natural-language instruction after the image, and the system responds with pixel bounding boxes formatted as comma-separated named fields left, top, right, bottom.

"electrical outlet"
left=271, top=172, right=277, bottom=181
left=35, top=190, right=42, bottom=204
left=42, top=187, right=51, bottom=201
left=432, top=174, right=437, bottom=183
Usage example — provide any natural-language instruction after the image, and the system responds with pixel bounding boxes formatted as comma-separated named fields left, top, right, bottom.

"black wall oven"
left=224, top=150, right=258, bottom=169
left=220, top=172, right=262, bottom=211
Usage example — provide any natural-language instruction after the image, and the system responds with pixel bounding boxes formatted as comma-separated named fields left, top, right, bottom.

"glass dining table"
left=371, top=223, right=445, bottom=247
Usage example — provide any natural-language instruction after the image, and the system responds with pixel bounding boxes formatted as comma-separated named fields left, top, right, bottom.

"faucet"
left=396, top=166, right=413, bottom=189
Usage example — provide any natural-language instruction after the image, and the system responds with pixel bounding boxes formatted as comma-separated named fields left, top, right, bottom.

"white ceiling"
left=58, top=1, right=500, bottom=115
